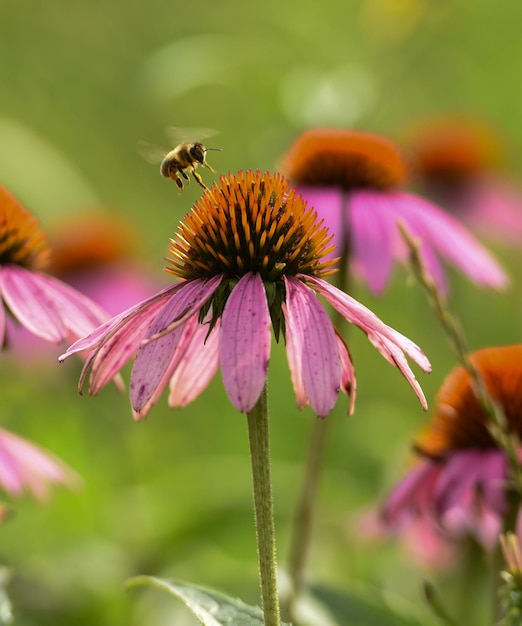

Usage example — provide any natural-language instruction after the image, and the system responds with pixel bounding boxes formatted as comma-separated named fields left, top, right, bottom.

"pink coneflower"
left=282, top=128, right=507, bottom=294
left=406, top=117, right=522, bottom=247
left=0, top=427, right=77, bottom=501
left=0, top=185, right=109, bottom=348
left=380, top=345, right=522, bottom=554
left=60, top=170, right=431, bottom=419
left=47, top=211, right=161, bottom=315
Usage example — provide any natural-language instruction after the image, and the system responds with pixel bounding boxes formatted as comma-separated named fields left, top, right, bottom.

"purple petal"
left=366, top=332, right=428, bottom=410
left=307, top=275, right=431, bottom=373
left=349, top=191, right=398, bottom=293
left=219, top=273, right=271, bottom=413
left=1, top=266, right=66, bottom=342
left=434, top=450, right=507, bottom=515
left=60, top=283, right=185, bottom=359
left=295, top=186, right=344, bottom=264
left=131, top=278, right=223, bottom=418
left=335, top=332, right=356, bottom=415
left=168, top=316, right=220, bottom=408
left=0, top=428, right=78, bottom=500
left=382, top=461, right=441, bottom=524
left=23, top=271, right=109, bottom=337
left=283, top=276, right=340, bottom=417
left=0, top=302, right=5, bottom=348
left=392, top=192, right=508, bottom=290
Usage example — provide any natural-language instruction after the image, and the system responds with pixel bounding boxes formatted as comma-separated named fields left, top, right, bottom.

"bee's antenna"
left=204, top=147, right=222, bottom=152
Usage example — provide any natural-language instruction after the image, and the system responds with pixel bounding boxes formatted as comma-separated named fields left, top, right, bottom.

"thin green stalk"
left=247, top=381, right=280, bottom=626
left=400, top=223, right=522, bottom=494
left=283, top=195, right=352, bottom=623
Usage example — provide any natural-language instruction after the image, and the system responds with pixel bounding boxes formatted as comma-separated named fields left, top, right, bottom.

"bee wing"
left=165, top=126, right=220, bottom=144
left=136, top=140, right=169, bottom=165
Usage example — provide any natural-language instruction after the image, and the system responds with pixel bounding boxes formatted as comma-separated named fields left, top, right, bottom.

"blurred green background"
left=0, top=1, right=522, bottom=624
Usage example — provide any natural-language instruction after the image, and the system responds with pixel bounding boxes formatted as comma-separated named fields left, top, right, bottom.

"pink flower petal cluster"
left=283, top=129, right=508, bottom=294
left=0, top=427, right=78, bottom=501
left=60, top=171, right=431, bottom=419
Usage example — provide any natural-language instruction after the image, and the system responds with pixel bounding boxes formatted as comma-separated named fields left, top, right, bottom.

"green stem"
left=247, top=381, right=280, bottom=626
left=283, top=197, right=352, bottom=623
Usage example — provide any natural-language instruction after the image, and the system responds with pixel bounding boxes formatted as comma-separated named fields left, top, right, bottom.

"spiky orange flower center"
left=415, top=345, right=522, bottom=459
left=282, top=128, right=408, bottom=190
left=408, top=119, right=502, bottom=183
left=0, top=185, right=50, bottom=270
left=166, top=170, right=337, bottom=282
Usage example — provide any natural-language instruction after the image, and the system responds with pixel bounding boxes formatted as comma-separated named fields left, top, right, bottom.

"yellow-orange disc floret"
left=415, top=345, right=522, bottom=458
left=283, top=128, right=409, bottom=190
left=166, top=170, right=338, bottom=282
left=0, top=185, right=50, bottom=270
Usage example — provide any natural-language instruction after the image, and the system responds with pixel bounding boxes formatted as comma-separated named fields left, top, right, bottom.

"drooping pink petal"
left=131, top=278, right=223, bottom=418
left=0, top=428, right=78, bottom=500
left=349, top=191, right=398, bottom=293
left=306, top=275, right=431, bottom=374
left=294, top=186, right=344, bottom=263
left=366, top=332, right=428, bottom=410
left=283, top=276, right=340, bottom=417
left=335, top=331, right=356, bottom=415
left=60, top=283, right=184, bottom=358
left=0, top=266, right=66, bottom=342
left=392, top=191, right=508, bottom=290
left=168, top=316, right=220, bottom=408
left=86, top=296, right=168, bottom=395
left=219, top=273, right=271, bottom=413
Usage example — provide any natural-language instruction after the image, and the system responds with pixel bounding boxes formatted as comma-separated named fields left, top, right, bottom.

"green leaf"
left=309, top=582, right=427, bottom=626
left=127, top=576, right=291, bottom=625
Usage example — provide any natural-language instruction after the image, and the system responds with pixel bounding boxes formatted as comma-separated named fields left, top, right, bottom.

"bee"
left=160, top=142, right=222, bottom=192
left=138, top=127, right=221, bottom=193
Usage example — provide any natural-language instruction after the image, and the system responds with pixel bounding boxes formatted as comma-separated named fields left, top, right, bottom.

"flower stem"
left=247, top=381, right=281, bottom=626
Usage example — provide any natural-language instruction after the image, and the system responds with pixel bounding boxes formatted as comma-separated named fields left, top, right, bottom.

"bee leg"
left=179, top=169, right=190, bottom=183
left=192, top=170, right=208, bottom=190
left=202, top=162, right=216, bottom=173
left=170, top=173, right=184, bottom=191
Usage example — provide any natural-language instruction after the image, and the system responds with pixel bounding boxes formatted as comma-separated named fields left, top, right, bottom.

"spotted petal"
left=220, top=273, right=271, bottom=413
left=131, top=278, right=223, bottom=418
left=283, top=276, right=340, bottom=417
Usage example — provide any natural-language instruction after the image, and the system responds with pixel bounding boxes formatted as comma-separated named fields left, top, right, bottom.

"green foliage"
left=127, top=576, right=291, bottom=625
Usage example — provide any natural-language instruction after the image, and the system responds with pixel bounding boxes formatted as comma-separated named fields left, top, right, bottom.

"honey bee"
left=160, top=142, right=221, bottom=192
left=138, top=127, right=221, bottom=193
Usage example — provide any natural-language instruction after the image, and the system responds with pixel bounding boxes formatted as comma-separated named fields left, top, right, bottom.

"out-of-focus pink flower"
left=0, top=427, right=78, bottom=501
left=282, top=128, right=507, bottom=294
left=0, top=185, right=109, bottom=349
left=405, top=117, right=522, bottom=247
left=379, top=345, right=522, bottom=557
left=46, top=211, right=162, bottom=315
left=60, top=170, right=431, bottom=419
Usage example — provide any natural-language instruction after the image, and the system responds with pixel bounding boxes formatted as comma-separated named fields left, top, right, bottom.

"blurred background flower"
left=378, top=345, right=522, bottom=558
left=1, top=2, right=522, bottom=625
left=403, top=115, right=522, bottom=247
left=282, top=128, right=507, bottom=294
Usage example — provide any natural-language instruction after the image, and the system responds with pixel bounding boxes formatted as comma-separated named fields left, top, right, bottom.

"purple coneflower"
left=47, top=211, right=161, bottom=315
left=60, top=170, right=431, bottom=420
left=0, top=185, right=109, bottom=348
left=0, top=427, right=77, bottom=501
left=282, top=128, right=507, bottom=294
left=406, top=116, right=522, bottom=247
left=380, top=344, right=522, bottom=554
